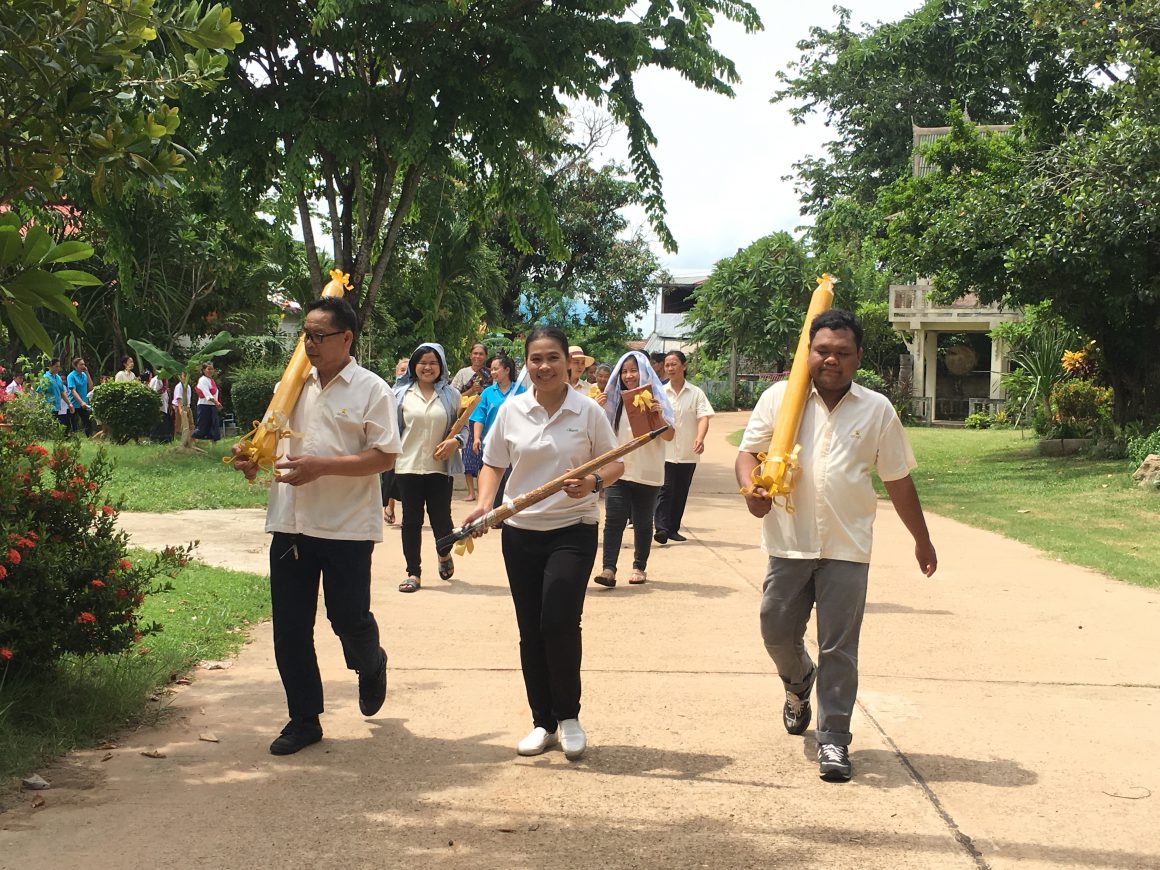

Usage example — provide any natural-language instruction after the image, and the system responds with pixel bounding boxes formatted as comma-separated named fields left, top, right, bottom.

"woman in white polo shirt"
left=653, top=350, right=715, bottom=544
left=593, top=350, right=674, bottom=587
left=392, top=344, right=464, bottom=593
left=462, top=326, right=624, bottom=761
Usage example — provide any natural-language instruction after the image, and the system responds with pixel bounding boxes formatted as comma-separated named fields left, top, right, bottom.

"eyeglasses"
left=302, top=330, right=345, bottom=345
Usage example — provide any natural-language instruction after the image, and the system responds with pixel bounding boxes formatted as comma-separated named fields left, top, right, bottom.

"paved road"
left=1, top=411, right=1157, bottom=869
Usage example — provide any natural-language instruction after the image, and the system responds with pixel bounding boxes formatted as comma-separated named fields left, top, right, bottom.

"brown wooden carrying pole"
left=442, top=394, right=481, bottom=444
left=436, top=425, right=669, bottom=551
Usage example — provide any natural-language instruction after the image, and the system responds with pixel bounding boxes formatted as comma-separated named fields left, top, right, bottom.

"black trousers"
left=269, top=532, right=381, bottom=722
left=380, top=469, right=399, bottom=505
left=654, top=462, right=698, bottom=536
left=396, top=472, right=454, bottom=577
left=602, top=479, right=660, bottom=572
left=70, top=406, right=93, bottom=436
left=502, top=522, right=597, bottom=731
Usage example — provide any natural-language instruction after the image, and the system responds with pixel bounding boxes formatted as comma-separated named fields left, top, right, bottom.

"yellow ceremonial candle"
left=753, top=274, right=836, bottom=500
left=228, top=270, right=350, bottom=473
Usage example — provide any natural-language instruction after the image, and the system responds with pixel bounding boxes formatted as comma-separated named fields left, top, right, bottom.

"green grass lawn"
left=79, top=441, right=270, bottom=512
left=0, top=553, right=270, bottom=783
left=728, top=427, right=1159, bottom=589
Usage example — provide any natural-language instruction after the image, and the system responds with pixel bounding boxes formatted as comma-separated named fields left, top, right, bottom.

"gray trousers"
left=759, top=557, right=869, bottom=747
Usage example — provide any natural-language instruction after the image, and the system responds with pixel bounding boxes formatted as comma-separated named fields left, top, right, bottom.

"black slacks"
left=396, top=472, right=454, bottom=577
left=602, top=479, right=660, bottom=571
left=501, top=522, right=597, bottom=731
left=654, top=461, right=698, bottom=536
left=269, top=532, right=381, bottom=721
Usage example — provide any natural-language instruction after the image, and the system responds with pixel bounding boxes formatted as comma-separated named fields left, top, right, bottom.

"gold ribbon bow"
left=453, top=536, right=475, bottom=556
left=632, top=389, right=655, bottom=411
left=329, top=268, right=351, bottom=288
left=223, top=410, right=303, bottom=479
left=587, top=385, right=601, bottom=399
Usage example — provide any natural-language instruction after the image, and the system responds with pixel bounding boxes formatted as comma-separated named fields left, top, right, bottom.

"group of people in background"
left=377, top=340, right=715, bottom=596
left=4, top=354, right=224, bottom=444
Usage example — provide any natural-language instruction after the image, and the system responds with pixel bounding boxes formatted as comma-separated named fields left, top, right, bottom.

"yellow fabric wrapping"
left=225, top=270, right=351, bottom=477
left=745, top=274, right=836, bottom=510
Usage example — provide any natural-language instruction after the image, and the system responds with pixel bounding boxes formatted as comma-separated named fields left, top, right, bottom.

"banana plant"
left=127, top=330, right=236, bottom=379
left=0, top=214, right=100, bottom=352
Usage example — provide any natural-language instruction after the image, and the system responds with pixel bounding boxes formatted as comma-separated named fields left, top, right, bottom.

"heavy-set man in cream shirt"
left=232, top=296, right=401, bottom=757
left=736, top=309, right=937, bottom=783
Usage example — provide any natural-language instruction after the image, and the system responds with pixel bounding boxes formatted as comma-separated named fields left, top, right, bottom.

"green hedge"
left=230, top=366, right=282, bottom=429
left=90, top=381, right=159, bottom=443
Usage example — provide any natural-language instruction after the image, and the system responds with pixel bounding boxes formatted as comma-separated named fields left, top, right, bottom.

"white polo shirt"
left=265, top=360, right=401, bottom=542
left=482, top=386, right=619, bottom=531
left=616, top=415, right=665, bottom=487
left=396, top=384, right=449, bottom=476
left=663, top=380, right=715, bottom=464
left=739, top=380, right=916, bottom=563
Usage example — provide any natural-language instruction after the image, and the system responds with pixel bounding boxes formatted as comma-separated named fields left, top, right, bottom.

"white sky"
left=596, top=0, right=922, bottom=277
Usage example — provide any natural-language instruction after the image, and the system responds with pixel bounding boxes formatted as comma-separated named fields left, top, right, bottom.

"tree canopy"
left=196, top=0, right=760, bottom=328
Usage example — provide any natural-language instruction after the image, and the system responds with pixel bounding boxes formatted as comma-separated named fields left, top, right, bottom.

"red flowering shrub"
left=0, top=429, right=192, bottom=674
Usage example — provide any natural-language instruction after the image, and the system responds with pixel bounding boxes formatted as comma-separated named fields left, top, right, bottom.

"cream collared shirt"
left=616, top=415, right=665, bottom=487
left=483, top=387, right=619, bottom=531
left=739, top=380, right=916, bottom=563
left=663, top=380, right=715, bottom=464
left=265, top=360, right=401, bottom=543
left=396, top=384, right=450, bottom=476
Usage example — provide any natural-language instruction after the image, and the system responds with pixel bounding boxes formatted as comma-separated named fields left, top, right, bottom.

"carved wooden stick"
left=436, top=425, right=669, bottom=551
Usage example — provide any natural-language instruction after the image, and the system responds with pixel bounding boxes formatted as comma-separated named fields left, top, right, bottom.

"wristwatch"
left=591, top=473, right=603, bottom=493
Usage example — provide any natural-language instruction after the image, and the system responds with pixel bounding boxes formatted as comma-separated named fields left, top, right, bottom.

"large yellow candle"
left=227, top=269, right=350, bottom=475
left=747, top=274, right=836, bottom=507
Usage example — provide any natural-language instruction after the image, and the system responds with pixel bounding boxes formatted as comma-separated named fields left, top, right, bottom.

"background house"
left=640, top=270, right=709, bottom=354
left=890, top=123, right=1022, bottom=423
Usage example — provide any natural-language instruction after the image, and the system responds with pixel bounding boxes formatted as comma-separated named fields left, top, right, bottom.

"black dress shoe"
left=653, top=531, right=668, bottom=545
left=269, top=718, right=323, bottom=755
left=359, top=647, right=388, bottom=716
left=668, top=532, right=687, bottom=542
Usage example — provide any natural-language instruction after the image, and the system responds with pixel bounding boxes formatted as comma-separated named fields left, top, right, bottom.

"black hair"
left=121, top=355, right=134, bottom=369
left=524, top=326, right=569, bottom=358
left=408, top=345, right=445, bottom=380
left=810, top=309, right=863, bottom=349
left=305, top=296, right=359, bottom=337
left=612, top=354, right=644, bottom=431
left=489, top=354, right=516, bottom=381
left=649, top=351, right=666, bottom=364
left=200, top=362, right=215, bottom=375
left=49, top=358, right=60, bottom=367
left=664, top=350, right=687, bottom=366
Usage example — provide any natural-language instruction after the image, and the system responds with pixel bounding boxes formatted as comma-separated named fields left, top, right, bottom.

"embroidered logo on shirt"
left=336, top=407, right=349, bottom=416
left=851, top=429, right=862, bottom=439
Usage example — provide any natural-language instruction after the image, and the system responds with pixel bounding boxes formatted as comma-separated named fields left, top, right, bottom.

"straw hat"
left=568, top=346, right=595, bottom=368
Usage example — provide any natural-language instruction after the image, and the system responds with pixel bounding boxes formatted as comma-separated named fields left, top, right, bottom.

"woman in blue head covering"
left=392, top=343, right=465, bottom=592
left=593, top=351, right=675, bottom=587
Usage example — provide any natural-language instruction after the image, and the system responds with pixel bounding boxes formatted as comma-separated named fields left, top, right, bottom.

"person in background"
left=193, top=362, right=223, bottom=442
left=649, top=351, right=667, bottom=383
left=393, top=344, right=464, bottom=593
left=171, top=370, right=192, bottom=440
left=654, top=350, right=715, bottom=544
left=148, top=371, right=171, bottom=442
left=66, top=357, right=94, bottom=436
left=451, top=343, right=491, bottom=501
left=567, top=346, right=594, bottom=392
left=4, top=370, right=25, bottom=396
left=114, top=356, right=137, bottom=383
left=594, top=364, right=612, bottom=394
left=44, top=359, right=72, bottom=428
left=579, top=362, right=597, bottom=389
left=461, top=326, right=624, bottom=761
left=468, top=355, right=521, bottom=507
left=592, top=351, right=675, bottom=587
left=381, top=358, right=409, bottom=525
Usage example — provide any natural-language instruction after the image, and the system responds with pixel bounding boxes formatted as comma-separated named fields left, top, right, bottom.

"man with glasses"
left=231, top=296, right=402, bottom=756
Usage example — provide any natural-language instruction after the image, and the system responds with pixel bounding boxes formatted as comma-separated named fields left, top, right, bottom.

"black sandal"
left=398, top=576, right=420, bottom=593
left=438, top=556, right=454, bottom=581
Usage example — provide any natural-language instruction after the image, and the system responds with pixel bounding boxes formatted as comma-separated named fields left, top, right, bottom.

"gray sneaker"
left=818, top=743, right=852, bottom=781
left=782, top=668, right=816, bottom=735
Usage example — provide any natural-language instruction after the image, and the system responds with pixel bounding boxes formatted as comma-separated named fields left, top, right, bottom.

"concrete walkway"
left=1, top=411, right=1157, bottom=869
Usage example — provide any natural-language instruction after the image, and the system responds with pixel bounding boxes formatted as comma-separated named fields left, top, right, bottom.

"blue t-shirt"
left=468, top=381, right=523, bottom=442
left=66, top=369, right=90, bottom=408
left=43, top=371, right=67, bottom=412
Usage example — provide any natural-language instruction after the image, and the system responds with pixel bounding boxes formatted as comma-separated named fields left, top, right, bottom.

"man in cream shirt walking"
left=736, top=309, right=937, bottom=783
left=232, top=296, right=401, bottom=756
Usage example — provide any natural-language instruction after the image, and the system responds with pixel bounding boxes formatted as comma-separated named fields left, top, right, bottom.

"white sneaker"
left=516, top=726, right=557, bottom=756
left=558, top=718, right=587, bottom=760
